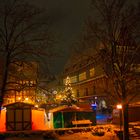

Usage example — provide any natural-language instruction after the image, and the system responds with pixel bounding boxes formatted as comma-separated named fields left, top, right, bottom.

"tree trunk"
left=0, top=55, right=9, bottom=109
left=122, top=104, right=129, bottom=140
left=121, top=79, right=129, bottom=140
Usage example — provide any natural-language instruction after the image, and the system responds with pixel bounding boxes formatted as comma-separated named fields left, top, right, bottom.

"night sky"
left=32, top=0, right=91, bottom=75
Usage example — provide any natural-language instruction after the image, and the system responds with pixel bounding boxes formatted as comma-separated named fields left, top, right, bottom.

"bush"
left=43, top=132, right=58, bottom=140
left=92, top=127, right=105, bottom=137
left=92, top=131, right=105, bottom=136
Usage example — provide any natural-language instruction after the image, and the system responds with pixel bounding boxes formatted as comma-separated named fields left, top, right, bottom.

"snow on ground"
left=3, top=122, right=140, bottom=140
left=4, top=125, right=120, bottom=140
left=59, top=125, right=119, bottom=140
left=59, top=131, right=119, bottom=140
left=5, top=131, right=119, bottom=140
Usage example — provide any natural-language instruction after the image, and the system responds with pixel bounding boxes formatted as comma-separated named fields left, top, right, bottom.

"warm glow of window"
left=70, top=76, right=77, bottom=83
left=90, top=68, right=95, bottom=77
left=79, top=72, right=86, bottom=81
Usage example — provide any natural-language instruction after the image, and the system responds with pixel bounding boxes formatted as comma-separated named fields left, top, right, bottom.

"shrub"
left=43, top=132, right=59, bottom=140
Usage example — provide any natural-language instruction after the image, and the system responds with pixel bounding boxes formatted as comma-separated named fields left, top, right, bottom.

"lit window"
left=90, top=68, right=95, bottom=77
left=70, top=76, right=77, bottom=83
left=79, top=72, right=86, bottom=81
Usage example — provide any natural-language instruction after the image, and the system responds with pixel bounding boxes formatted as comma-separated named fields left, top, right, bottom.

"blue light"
left=91, top=103, right=97, bottom=107
left=91, top=103, right=97, bottom=111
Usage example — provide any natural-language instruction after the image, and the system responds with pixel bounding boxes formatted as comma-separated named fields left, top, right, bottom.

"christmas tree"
left=61, top=76, right=77, bottom=106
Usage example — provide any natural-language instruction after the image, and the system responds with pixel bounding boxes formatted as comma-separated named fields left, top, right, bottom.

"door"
left=53, top=112, right=63, bottom=128
left=6, top=108, right=31, bottom=131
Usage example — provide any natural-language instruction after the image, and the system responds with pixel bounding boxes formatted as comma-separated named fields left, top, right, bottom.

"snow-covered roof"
left=49, top=105, right=92, bottom=113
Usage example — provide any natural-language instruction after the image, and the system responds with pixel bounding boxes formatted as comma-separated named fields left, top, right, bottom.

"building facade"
left=62, top=53, right=112, bottom=111
left=3, top=62, right=38, bottom=105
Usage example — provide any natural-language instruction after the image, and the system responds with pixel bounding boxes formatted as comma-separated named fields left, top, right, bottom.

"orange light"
left=25, top=97, right=28, bottom=101
left=58, top=95, right=62, bottom=99
left=35, top=105, right=38, bottom=108
left=116, top=104, right=122, bottom=109
left=18, top=97, right=21, bottom=100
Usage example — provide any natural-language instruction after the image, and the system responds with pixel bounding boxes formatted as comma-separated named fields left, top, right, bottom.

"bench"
left=72, top=120, right=92, bottom=127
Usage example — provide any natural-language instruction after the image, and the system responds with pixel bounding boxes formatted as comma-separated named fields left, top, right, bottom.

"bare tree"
left=0, top=0, right=54, bottom=109
left=85, top=0, right=140, bottom=139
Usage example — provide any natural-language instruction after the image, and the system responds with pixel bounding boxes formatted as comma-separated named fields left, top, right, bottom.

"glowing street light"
left=116, top=104, right=123, bottom=131
left=34, top=104, right=38, bottom=108
left=117, top=104, right=122, bottom=109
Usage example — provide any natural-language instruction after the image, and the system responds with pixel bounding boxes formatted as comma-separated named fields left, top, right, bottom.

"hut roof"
left=49, top=105, right=92, bottom=113
left=3, top=102, right=34, bottom=107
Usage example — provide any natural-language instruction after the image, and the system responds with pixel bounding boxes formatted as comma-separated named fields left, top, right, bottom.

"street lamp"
left=116, top=104, right=122, bottom=131
left=117, top=104, right=122, bottom=109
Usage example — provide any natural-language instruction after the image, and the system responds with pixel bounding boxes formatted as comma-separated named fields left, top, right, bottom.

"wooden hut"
left=2, top=102, right=48, bottom=131
left=46, top=105, right=96, bottom=129
left=4, top=102, right=34, bottom=131
left=0, top=107, right=6, bottom=132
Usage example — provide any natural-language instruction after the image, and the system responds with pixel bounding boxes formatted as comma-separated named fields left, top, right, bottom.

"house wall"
left=0, top=109, right=6, bottom=132
left=3, top=62, right=38, bottom=105
left=112, top=105, right=140, bottom=124
left=45, top=112, right=54, bottom=129
left=0, top=107, right=49, bottom=132
left=32, top=109, right=48, bottom=130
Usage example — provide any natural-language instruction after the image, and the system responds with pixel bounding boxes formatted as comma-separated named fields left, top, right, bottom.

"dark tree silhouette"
left=0, top=0, right=54, bottom=109
left=84, top=0, right=140, bottom=139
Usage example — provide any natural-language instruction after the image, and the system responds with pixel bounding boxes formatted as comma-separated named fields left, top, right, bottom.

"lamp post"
left=116, top=104, right=122, bottom=131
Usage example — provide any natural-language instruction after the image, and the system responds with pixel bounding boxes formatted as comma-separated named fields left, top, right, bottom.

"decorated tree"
left=35, top=88, right=59, bottom=107
left=61, top=77, right=77, bottom=106
left=35, top=88, right=47, bottom=106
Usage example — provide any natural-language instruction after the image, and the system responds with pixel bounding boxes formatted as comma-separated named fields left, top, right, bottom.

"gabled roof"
left=49, top=105, right=92, bottom=113
left=3, top=102, right=34, bottom=107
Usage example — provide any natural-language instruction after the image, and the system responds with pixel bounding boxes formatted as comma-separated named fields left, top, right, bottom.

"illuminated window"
left=26, top=81, right=29, bottom=84
left=23, top=90, right=26, bottom=96
left=70, top=76, right=77, bottom=83
left=79, top=72, right=86, bottom=81
left=90, top=68, right=95, bottom=77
